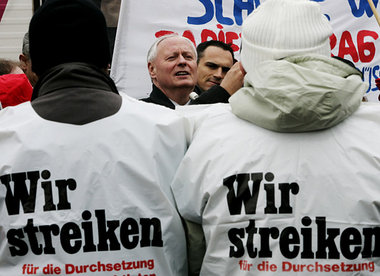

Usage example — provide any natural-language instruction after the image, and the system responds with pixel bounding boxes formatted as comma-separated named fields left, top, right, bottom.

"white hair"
left=147, top=34, right=197, bottom=63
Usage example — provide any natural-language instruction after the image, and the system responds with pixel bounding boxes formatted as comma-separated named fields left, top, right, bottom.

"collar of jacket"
left=31, top=62, right=119, bottom=101
left=144, top=84, right=176, bottom=109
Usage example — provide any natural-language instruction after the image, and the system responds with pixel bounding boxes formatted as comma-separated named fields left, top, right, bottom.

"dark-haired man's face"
left=197, top=46, right=233, bottom=91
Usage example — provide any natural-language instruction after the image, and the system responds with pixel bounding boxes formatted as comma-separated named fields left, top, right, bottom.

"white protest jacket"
left=0, top=96, right=188, bottom=276
left=230, top=54, right=367, bottom=132
left=172, top=65, right=380, bottom=275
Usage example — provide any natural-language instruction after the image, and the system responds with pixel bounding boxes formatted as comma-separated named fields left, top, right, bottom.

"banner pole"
left=367, top=0, right=380, bottom=26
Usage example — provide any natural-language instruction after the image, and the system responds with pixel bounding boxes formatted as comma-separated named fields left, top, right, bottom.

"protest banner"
left=111, top=0, right=380, bottom=101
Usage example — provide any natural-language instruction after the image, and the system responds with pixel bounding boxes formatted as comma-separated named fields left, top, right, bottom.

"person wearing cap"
left=0, top=0, right=188, bottom=275
left=172, top=0, right=378, bottom=275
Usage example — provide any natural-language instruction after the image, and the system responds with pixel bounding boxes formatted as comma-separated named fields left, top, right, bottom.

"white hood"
left=229, top=54, right=367, bottom=132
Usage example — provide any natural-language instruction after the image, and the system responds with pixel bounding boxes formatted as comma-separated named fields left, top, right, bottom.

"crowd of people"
left=0, top=0, right=380, bottom=275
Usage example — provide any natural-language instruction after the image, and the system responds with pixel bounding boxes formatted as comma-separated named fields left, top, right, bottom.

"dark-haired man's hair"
left=196, top=40, right=234, bottom=63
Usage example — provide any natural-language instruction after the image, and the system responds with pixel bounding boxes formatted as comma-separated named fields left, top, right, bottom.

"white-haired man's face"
left=148, top=36, right=197, bottom=94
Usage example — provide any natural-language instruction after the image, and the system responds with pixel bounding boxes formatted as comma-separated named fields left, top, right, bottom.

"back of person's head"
left=22, top=32, right=30, bottom=58
left=196, top=40, right=234, bottom=63
left=29, top=0, right=111, bottom=76
left=240, top=0, right=332, bottom=73
left=0, top=59, right=24, bottom=75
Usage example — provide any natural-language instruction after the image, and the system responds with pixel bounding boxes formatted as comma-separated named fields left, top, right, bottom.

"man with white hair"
left=142, top=34, right=198, bottom=109
left=172, top=0, right=379, bottom=275
left=142, top=34, right=245, bottom=109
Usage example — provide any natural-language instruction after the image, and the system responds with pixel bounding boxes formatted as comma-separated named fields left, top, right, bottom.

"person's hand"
left=220, top=62, right=246, bottom=95
left=376, top=78, right=380, bottom=90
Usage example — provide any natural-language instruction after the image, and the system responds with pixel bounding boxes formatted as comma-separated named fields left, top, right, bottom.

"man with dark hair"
left=196, top=40, right=234, bottom=92
left=142, top=36, right=245, bottom=109
left=192, top=40, right=245, bottom=104
left=197, top=40, right=234, bottom=61
left=0, top=1, right=188, bottom=275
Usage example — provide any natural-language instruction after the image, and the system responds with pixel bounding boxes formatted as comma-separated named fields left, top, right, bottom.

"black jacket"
left=140, top=84, right=176, bottom=109
left=192, top=85, right=230, bottom=105
left=141, top=84, right=230, bottom=109
left=32, top=62, right=122, bottom=125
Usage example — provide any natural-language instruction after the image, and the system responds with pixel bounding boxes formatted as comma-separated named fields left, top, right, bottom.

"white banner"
left=111, top=0, right=380, bottom=101
left=321, top=0, right=380, bottom=101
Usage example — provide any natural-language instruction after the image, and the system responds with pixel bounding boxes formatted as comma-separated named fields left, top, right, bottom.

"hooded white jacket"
left=0, top=96, right=188, bottom=276
left=172, top=55, right=380, bottom=275
left=230, top=54, right=366, bottom=132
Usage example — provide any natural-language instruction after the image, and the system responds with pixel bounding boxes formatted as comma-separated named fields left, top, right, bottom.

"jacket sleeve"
left=182, top=219, right=206, bottom=276
left=190, top=85, right=230, bottom=105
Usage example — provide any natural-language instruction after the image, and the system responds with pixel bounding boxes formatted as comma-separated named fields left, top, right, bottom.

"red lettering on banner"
left=201, top=29, right=217, bottom=41
left=155, top=30, right=174, bottom=37
left=217, top=24, right=225, bottom=42
left=329, top=34, right=337, bottom=55
left=154, top=30, right=197, bottom=47
left=226, top=32, right=240, bottom=52
left=155, top=25, right=241, bottom=52
left=155, top=28, right=378, bottom=61
left=330, top=30, right=378, bottom=63
left=183, top=30, right=196, bottom=46
left=358, top=30, right=379, bottom=62
left=0, top=0, right=8, bottom=23
left=339, top=31, right=359, bottom=62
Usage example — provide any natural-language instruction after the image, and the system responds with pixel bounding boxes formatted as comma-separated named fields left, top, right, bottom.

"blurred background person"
left=19, top=32, right=38, bottom=86
left=0, top=58, right=33, bottom=109
left=0, top=58, right=23, bottom=75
